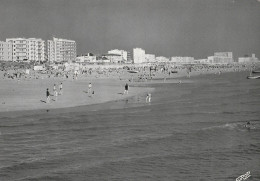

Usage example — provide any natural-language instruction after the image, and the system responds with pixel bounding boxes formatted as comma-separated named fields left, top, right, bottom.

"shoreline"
left=0, top=64, right=255, bottom=114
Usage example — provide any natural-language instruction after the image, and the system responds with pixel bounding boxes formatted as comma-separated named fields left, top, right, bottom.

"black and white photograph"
left=0, top=0, right=260, bottom=180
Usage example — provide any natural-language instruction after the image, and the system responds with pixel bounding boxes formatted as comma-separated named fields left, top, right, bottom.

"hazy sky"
left=0, top=0, right=259, bottom=59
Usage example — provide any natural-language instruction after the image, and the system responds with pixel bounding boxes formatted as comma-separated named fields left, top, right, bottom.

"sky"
left=0, top=0, right=260, bottom=59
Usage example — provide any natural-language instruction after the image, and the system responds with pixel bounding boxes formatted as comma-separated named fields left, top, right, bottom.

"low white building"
left=171, top=57, right=195, bottom=64
left=108, top=49, right=127, bottom=61
left=156, top=56, right=170, bottom=62
left=76, top=53, right=97, bottom=63
left=102, top=54, right=122, bottom=63
left=238, top=54, right=259, bottom=63
left=145, top=54, right=156, bottom=63
left=207, top=52, right=234, bottom=64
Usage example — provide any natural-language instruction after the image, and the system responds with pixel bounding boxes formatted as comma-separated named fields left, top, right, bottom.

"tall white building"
left=133, top=48, right=145, bottom=64
left=0, top=41, right=12, bottom=61
left=48, top=37, right=76, bottom=63
left=108, top=49, right=127, bottom=62
left=6, top=38, right=45, bottom=62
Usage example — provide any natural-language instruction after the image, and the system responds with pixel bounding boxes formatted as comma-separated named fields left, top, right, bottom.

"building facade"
left=127, top=51, right=132, bottom=63
left=156, top=56, right=170, bottom=63
left=0, top=41, right=12, bottom=61
left=207, top=52, right=234, bottom=64
left=108, top=49, right=127, bottom=62
left=48, top=37, right=76, bottom=63
left=238, top=54, right=259, bottom=63
left=6, top=38, right=45, bottom=62
left=145, top=54, right=156, bottom=63
left=133, top=48, right=145, bottom=64
left=76, top=53, right=97, bottom=63
left=171, top=57, right=195, bottom=64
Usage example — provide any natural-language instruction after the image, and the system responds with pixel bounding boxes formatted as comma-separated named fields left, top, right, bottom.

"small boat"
left=247, top=75, right=260, bottom=79
left=127, top=70, right=138, bottom=73
left=171, top=70, right=178, bottom=73
left=252, top=70, right=260, bottom=74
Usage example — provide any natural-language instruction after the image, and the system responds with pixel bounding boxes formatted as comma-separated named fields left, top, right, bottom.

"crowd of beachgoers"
left=0, top=61, right=258, bottom=82
left=0, top=61, right=259, bottom=112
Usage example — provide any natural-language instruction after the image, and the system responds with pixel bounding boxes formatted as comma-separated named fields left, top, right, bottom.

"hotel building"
left=0, top=41, right=12, bottom=61
left=133, top=48, right=145, bottom=64
left=48, top=37, right=76, bottom=63
left=6, top=38, right=45, bottom=62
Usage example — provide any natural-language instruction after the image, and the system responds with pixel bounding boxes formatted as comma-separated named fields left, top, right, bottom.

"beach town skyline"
left=0, top=0, right=260, bottom=59
left=1, top=1, right=260, bottom=180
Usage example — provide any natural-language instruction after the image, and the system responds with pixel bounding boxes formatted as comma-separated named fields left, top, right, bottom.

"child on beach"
left=53, top=84, right=58, bottom=100
left=59, top=83, right=63, bottom=95
left=88, top=83, right=92, bottom=97
left=146, top=93, right=151, bottom=103
left=124, top=83, right=129, bottom=94
left=46, top=88, right=50, bottom=103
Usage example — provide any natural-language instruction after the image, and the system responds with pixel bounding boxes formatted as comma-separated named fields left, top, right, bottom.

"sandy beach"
left=0, top=76, right=155, bottom=112
left=0, top=63, right=256, bottom=113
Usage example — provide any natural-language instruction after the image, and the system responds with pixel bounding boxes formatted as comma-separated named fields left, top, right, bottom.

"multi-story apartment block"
left=127, top=51, right=132, bottom=63
left=133, top=48, right=145, bottom=64
left=145, top=54, right=156, bottom=63
left=108, top=49, right=127, bottom=62
left=6, top=38, right=45, bottom=62
left=48, top=37, right=76, bottom=63
left=0, top=41, right=12, bottom=61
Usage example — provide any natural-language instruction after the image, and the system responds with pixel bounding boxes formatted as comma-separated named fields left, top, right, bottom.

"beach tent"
left=34, top=65, right=45, bottom=71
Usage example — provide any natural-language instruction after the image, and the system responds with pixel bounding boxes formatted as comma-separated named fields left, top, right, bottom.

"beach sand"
left=0, top=76, right=157, bottom=112
left=0, top=64, right=252, bottom=113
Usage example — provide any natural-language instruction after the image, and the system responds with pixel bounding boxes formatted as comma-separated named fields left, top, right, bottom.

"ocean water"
left=0, top=72, right=260, bottom=181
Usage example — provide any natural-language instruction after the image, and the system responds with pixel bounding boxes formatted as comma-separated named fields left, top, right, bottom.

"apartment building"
left=133, top=48, right=145, bottom=64
left=48, top=37, right=76, bottom=63
left=6, top=38, right=45, bottom=62
left=0, top=41, right=12, bottom=61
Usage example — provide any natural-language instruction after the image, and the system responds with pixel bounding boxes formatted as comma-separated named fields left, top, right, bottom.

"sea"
left=0, top=71, right=259, bottom=181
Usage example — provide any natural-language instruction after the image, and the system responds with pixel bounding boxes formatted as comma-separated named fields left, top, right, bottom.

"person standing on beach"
left=59, top=83, right=63, bottom=95
left=146, top=93, right=151, bottom=103
left=124, top=83, right=129, bottom=94
left=46, top=88, right=50, bottom=103
left=88, top=83, right=92, bottom=97
left=53, top=84, right=58, bottom=101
